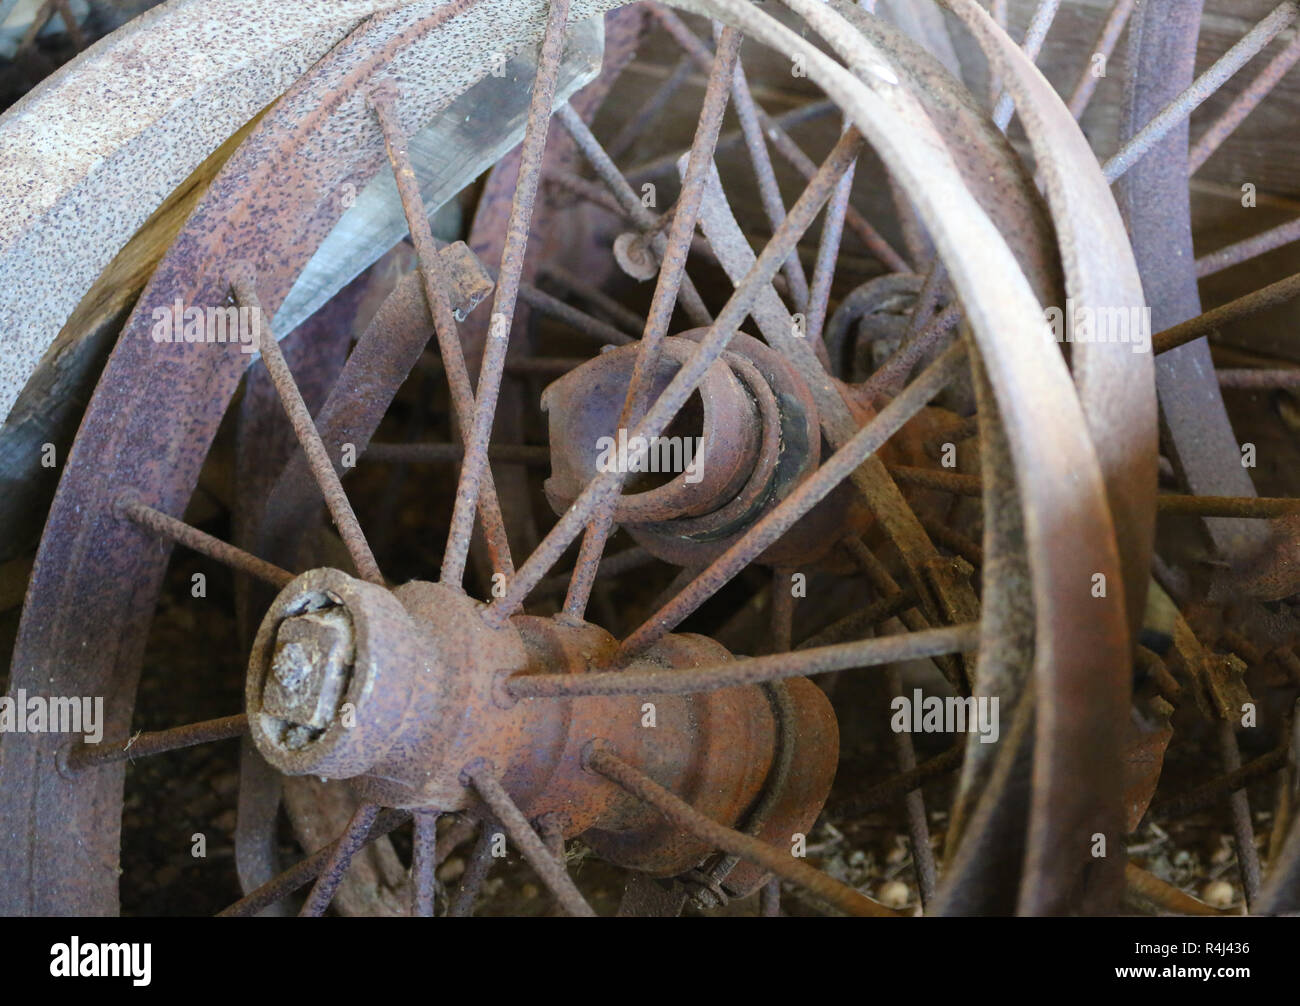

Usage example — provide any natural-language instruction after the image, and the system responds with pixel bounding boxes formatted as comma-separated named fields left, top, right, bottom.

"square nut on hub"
left=247, top=567, right=432, bottom=781
left=262, top=607, right=354, bottom=731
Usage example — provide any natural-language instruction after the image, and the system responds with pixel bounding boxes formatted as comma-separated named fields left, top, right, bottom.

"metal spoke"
left=1065, top=0, right=1135, bottom=120
left=419, top=352, right=592, bottom=378
left=617, top=342, right=968, bottom=659
left=607, top=54, right=695, bottom=161
left=610, top=25, right=742, bottom=415
left=625, top=99, right=838, bottom=185
left=510, top=624, right=974, bottom=698
left=62, top=714, right=248, bottom=774
left=483, top=128, right=865, bottom=628
left=545, top=167, right=628, bottom=217
left=653, top=6, right=908, bottom=273
left=992, top=0, right=1064, bottom=129
left=563, top=26, right=743, bottom=619
left=539, top=264, right=646, bottom=335
left=835, top=745, right=964, bottom=817
left=16, top=0, right=85, bottom=52
left=796, top=586, right=917, bottom=651
left=1136, top=644, right=1183, bottom=704
left=1153, top=270, right=1300, bottom=353
left=917, top=512, right=983, bottom=566
left=1198, top=215, right=1300, bottom=278
left=230, top=266, right=383, bottom=585
left=887, top=465, right=981, bottom=495
left=539, top=813, right=566, bottom=861
left=841, top=539, right=962, bottom=694
left=1218, top=721, right=1263, bottom=908
left=886, top=665, right=937, bottom=906
left=218, top=808, right=412, bottom=917
left=553, top=104, right=714, bottom=327
left=804, top=135, right=856, bottom=356
left=363, top=442, right=551, bottom=466
left=411, top=808, right=439, bottom=917
left=586, top=745, right=901, bottom=917
left=463, top=761, right=596, bottom=917
left=1157, top=495, right=1300, bottom=518
left=298, top=802, right=382, bottom=917
left=730, top=51, right=813, bottom=313
left=642, top=11, right=809, bottom=304
left=375, top=81, right=617, bottom=576
left=115, top=495, right=295, bottom=589
left=1102, top=1, right=1299, bottom=183
left=15, top=0, right=55, bottom=53
left=987, top=0, right=1009, bottom=106
left=518, top=282, right=634, bottom=345
left=1217, top=368, right=1300, bottom=389
left=536, top=545, right=655, bottom=598
left=449, top=823, right=497, bottom=917
left=562, top=510, right=618, bottom=620
left=855, top=274, right=959, bottom=407
left=1189, top=28, right=1300, bottom=173
left=51, top=0, right=85, bottom=49
left=687, top=133, right=977, bottom=646
left=441, top=0, right=569, bottom=589
left=889, top=463, right=1300, bottom=517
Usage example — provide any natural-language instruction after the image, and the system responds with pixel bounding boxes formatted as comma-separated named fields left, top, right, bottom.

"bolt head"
left=262, top=607, right=354, bottom=733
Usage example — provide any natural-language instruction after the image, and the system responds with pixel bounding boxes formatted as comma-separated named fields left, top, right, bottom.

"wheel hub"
left=542, top=328, right=866, bottom=567
left=246, top=567, right=838, bottom=887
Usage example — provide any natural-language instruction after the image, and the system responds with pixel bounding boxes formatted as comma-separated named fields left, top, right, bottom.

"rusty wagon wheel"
left=1, top=0, right=1286, bottom=916
left=1095, top=0, right=1300, bottom=915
